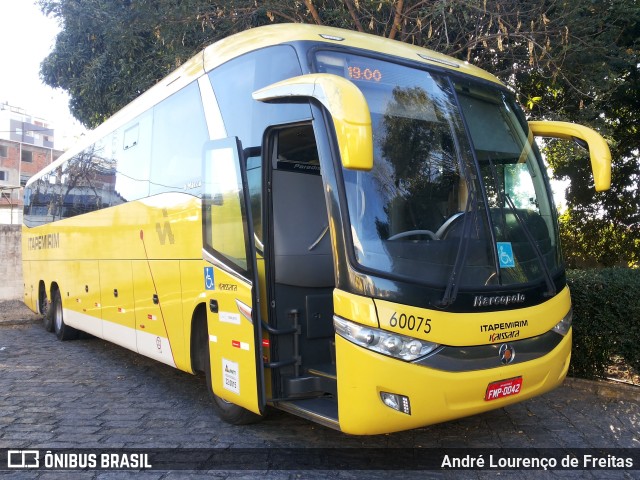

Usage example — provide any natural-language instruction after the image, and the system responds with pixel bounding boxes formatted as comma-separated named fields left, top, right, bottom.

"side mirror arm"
left=253, top=74, right=373, bottom=171
left=528, top=121, right=611, bottom=191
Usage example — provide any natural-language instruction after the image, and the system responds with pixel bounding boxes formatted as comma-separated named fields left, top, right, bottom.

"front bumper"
left=335, top=329, right=571, bottom=435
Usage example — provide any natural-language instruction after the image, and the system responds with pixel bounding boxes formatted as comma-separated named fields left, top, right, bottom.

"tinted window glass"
left=209, top=45, right=309, bottom=148
left=24, top=144, right=116, bottom=227
left=315, top=50, right=561, bottom=289
left=24, top=80, right=208, bottom=227
left=246, top=155, right=263, bottom=246
left=113, top=111, right=152, bottom=203
left=150, top=82, right=208, bottom=196
left=203, top=138, right=249, bottom=274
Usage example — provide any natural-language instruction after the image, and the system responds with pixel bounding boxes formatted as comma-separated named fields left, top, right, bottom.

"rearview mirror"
left=253, top=74, right=373, bottom=171
left=528, top=121, right=611, bottom=191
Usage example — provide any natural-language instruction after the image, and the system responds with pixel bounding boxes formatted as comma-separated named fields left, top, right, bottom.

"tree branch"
left=389, top=0, right=404, bottom=40
left=304, top=0, right=323, bottom=25
left=344, top=0, right=364, bottom=32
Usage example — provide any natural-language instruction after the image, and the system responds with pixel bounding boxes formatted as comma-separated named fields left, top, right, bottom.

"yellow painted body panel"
left=529, top=121, right=612, bottom=191
left=333, top=288, right=571, bottom=434
left=253, top=73, right=373, bottom=171
left=23, top=193, right=202, bottom=372
left=179, top=259, right=210, bottom=372
left=132, top=260, right=185, bottom=369
left=64, top=260, right=103, bottom=335
left=333, top=289, right=378, bottom=328
left=256, top=257, right=272, bottom=397
left=100, top=260, right=136, bottom=350
left=206, top=268, right=262, bottom=415
left=22, top=194, right=202, bottom=262
left=204, top=24, right=502, bottom=87
left=335, top=331, right=571, bottom=435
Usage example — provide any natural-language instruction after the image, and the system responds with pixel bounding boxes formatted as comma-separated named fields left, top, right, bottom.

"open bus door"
left=202, top=137, right=265, bottom=419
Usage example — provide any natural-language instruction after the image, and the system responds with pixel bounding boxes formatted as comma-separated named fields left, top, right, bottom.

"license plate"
left=485, top=376, right=523, bottom=401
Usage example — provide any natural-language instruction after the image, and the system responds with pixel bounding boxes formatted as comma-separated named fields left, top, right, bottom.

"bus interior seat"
left=272, top=169, right=334, bottom=288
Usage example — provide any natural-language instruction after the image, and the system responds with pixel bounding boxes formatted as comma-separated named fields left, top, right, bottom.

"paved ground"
left=0, top=304, right=638, bottom=479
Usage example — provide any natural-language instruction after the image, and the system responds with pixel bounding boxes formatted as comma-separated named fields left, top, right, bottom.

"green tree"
left=39, top=0, right=639, bottom=266
left=516, top=1, right=640, bottom=267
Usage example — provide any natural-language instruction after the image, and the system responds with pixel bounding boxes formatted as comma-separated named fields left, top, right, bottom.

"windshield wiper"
left=486, top=158, right=556, bottom=297
left=438, top=189, right=477, bottom=307
left=503, top=193, right=557, bottom=297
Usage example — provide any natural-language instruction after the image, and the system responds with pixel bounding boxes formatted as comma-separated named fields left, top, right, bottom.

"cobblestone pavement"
left=0, top=317, right=638, bottom=479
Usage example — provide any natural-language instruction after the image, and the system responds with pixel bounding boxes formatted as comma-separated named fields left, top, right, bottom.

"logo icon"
left=204, top=267, right=215, bottom=290
left=7, top=450, right=40, bottom=469
left=499, top=343, right=516, bottom=365
left=497, top=242, right=515, bottom=268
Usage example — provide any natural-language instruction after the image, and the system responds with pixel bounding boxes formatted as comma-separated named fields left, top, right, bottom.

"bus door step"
left=275, top=397, right=339, bottom=431
left=282, top=371, right=337, bottom=397
left=307, top=363, right=336, bottom=380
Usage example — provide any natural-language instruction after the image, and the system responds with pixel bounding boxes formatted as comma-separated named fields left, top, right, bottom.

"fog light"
left=380, top=392, right=411, bottom=415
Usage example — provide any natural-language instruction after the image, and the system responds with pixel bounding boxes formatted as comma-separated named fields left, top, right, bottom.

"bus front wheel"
left=203, top=333, right=262, bottom=425
left=209, top=390, right=262, bottom=426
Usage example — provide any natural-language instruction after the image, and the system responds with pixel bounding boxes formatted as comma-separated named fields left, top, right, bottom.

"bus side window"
left=203, top=140, right=249, bottom=273
left=114, top=113, right=152, bottom=203
left=208, top=45, right=310, bottom=149
left=150, top=81, right=209, bottom=196
left=246, top=154, right=263, bottom=248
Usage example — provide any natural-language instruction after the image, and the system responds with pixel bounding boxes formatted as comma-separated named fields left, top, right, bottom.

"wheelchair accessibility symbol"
left=204, top=267, right=215, bottom=290
left=497, top=242, right=515, bottom=268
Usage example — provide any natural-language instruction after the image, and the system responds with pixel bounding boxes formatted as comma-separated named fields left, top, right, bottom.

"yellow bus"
left=22, top=24, right=611, bottom=435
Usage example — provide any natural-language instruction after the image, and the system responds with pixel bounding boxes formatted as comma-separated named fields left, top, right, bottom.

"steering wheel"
left=387, top=229, right=438, bottom=241
left=435, top=212, right=465, bottom=239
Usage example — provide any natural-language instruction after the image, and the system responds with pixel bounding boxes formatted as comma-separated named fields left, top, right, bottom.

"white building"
left=0, top=102, right=61, bottom=224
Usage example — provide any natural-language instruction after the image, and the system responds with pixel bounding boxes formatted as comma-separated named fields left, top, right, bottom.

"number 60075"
left=389, top=312, right=431, bottom=334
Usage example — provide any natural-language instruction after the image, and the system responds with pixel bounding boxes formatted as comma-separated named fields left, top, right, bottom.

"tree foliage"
left=39, top=0, right=639, bottom=266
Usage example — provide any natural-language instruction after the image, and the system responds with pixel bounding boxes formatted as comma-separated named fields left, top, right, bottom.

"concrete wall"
left=0, top=225, right=22, bottom=301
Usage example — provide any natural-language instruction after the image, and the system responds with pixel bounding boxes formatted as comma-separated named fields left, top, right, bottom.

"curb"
left=0, top=316, right=41, bottom=327
left=563, top=376, right=639, bottom=402
left=0, top=300, right=42, bottom=327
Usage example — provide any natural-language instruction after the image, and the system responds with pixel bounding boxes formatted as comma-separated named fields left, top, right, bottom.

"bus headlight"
left=552, top=308, right=572, bottom=336
left=333, top=316, right=439, bottom=361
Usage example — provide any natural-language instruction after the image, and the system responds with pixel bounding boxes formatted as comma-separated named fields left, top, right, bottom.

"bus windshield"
left=315, top=51, right=561, bottom=290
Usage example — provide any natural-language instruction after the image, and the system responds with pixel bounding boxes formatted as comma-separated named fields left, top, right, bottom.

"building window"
left=0, top=145, right=7, bottom=158
left=0, top=171, right=7, bottom=181
left=21, top=150, right=33, bottom=163
left=20, top=175, right=30, bottom=186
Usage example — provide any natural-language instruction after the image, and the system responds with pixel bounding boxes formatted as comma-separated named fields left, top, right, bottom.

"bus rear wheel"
left=52, top=289, right=79, bottom=341
left=40, top=284, right=54, bottom=332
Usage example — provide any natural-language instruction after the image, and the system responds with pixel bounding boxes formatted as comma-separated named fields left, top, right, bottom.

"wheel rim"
left=54, top=299, right=63, bottom=331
